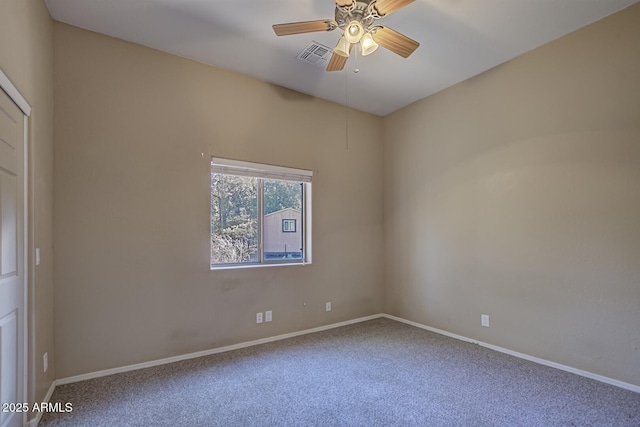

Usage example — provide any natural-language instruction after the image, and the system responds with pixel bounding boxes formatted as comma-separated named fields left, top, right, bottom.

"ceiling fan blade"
left=373, top=0, right=415, bottom=17
left=373, top=26, right=419, bottom=58
left=326, top=51, right=349, bottom=72
left=273, top=20, right=337, bottom=36
left=334, top=0, right=354, bottom=7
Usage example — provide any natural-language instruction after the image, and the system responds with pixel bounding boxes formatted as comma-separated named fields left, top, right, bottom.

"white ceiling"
left=45, top=0, right=639, bottom=116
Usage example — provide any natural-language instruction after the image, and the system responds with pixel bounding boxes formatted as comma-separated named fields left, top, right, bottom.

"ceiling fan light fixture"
left=344, top=20, right=364, bottom=43
left=360, top=32, right=378, bottom=56
left=272, top=0, right=420, bottom=72
left=334, top=35, right=350, bottom=57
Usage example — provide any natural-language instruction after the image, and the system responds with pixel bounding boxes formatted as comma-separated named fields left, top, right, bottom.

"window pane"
left=211, top=173, right=259, bottom=264
left=263, top=180, right=303, bottom=261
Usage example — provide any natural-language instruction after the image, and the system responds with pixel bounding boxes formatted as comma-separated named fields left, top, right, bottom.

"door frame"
left=0, top=67, right=31, bottom=427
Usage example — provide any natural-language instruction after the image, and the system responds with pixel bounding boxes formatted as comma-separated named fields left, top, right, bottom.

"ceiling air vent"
left=296, top=41, right=332, bottom=68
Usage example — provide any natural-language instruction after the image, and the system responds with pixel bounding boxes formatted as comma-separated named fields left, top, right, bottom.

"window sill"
left=210, top=262, right=311, bottom=271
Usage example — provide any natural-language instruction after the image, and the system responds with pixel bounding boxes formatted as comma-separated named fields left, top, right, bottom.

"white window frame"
left=210, top=157, right=312, bottom=269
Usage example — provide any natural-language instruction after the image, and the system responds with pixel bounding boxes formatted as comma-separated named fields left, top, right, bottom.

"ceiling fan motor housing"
left=335, top=0, right=377, bottom=31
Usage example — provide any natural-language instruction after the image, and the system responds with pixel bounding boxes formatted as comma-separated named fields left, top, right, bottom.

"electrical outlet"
left=256, top=312, right=263, bottom=324
left=265, top=310, right=272, bottom=322
left=326, top=302, right=332, bottom=312
left=481, top=314, right=490, bottom=328
left=43, top=352, right=48, bottom=373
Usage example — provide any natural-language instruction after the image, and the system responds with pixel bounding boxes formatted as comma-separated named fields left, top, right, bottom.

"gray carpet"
left=40, top=318, right=640, bottom=426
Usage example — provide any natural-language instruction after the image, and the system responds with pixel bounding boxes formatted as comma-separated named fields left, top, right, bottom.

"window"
left=210, top=158, right=312, bottom=268
left=282, top=219, right=296, bottom=232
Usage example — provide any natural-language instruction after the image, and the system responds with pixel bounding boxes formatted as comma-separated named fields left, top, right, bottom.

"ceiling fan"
left=273, top=0, right=419, bottom=72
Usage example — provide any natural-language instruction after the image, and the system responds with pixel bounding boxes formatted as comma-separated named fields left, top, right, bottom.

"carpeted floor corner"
left=40, top=318, right=640, bottom=426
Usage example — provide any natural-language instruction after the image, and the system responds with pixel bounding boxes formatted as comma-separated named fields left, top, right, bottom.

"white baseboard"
left=56, top=314, right=383, bottom=386
left=49, top=311, right=639, bottom=400
left=27, top=380, right=57, bottom=427
left=381, top=313, right=640, bottom=394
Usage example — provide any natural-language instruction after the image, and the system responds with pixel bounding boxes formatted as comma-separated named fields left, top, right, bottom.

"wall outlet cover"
left=481, top=314, right=490, bottom=327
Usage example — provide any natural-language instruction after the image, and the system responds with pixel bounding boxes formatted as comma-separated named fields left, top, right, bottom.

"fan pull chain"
left=353, top=43, right=360, bottom=73
left=345, top=65, right=349, bottom=150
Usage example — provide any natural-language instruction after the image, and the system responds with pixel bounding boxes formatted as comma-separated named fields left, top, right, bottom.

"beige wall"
left=383, top=4, right=640, bottom=386
left=0, top=0, right=55, bottom=407
left=53, top=23, right=384, bottom=378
